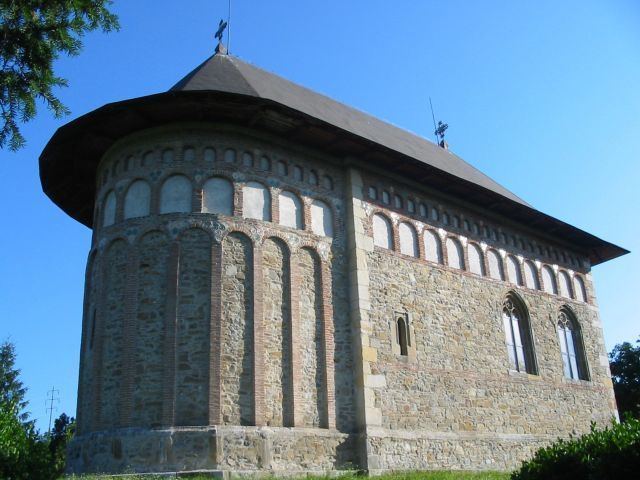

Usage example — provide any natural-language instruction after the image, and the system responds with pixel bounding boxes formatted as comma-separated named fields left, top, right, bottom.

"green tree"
left=0, top=0, right=119, bottom=151
left=0, top=341, right=52, bottom=479
left=610, top=337, right=640, bottom=419
left=48, top=412, right=76, bottom=476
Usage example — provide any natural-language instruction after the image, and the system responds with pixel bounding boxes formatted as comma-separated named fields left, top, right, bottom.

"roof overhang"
left=39, top=89, right=629, bottom=265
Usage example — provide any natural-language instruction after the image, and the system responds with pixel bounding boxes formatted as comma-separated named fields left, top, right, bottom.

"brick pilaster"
left=92, top=254, right=108, bottom=431
left=234, top=184, right=243, bottom=217
left=320, top=260, right=336, bottom=429
left=119, top=247, right=140, bottom=427
left=417, top=230, right=426, bottom=260
left=161, top=241, right=180, bottom=427
left=289, top=253, right=302, bottom=427
left=271, top=188, right=280, bottom=225
left=208, top=241, right=223, bottom=425
left=76, top=253, right=95, bottom=435
left=252, top=244, right=265, bottom=426
left=192, top=186, right=202, bottom=213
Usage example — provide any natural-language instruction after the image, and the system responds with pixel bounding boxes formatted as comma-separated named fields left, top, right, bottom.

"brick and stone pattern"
left=262, top=237, right=294, bottom=427
left=221, top=232, right=254, bottom=426
left=67, top=123, right=616, bottom=475
left=132, top=231, right=168, bottom=427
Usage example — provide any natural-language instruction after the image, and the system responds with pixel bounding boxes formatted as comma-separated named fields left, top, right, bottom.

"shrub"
left=511, top=418, right=640, bottom=480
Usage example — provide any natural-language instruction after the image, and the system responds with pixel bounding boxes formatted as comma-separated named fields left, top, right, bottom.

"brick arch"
left=371, top=211, right=394, bottom=250
left=278, top=190, right=304, bottom=230
left=445, top=235, right=465, bottom=270
left=123, top=178, right=152, bottom=220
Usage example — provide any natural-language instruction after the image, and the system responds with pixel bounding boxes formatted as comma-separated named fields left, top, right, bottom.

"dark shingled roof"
left=39, top=53, right=628, bottom=265
left=172, top=54, right=530, bottom=206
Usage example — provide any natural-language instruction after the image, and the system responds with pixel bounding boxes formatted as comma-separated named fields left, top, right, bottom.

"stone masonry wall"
left=262, top=237, right=294, bottom=427
left=221, top=232, right=255, bottom=426
left=70, top=124, right=356, bottom=474
left=363, top=228, right=615, bottom=471
left=132, top=231, right=169, bottom=427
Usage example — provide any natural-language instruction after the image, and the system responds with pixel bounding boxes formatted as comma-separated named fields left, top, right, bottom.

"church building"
left=39, top=47, right=627, bottom=475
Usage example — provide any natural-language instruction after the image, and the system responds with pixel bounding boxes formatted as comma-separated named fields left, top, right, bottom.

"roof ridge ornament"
left=215, top=19, right=228, bottom=55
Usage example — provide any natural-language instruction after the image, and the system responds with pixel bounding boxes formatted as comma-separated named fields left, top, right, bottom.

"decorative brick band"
left=119, top=247, right=140, bottom=426
left=161, top=242, right=180, bottom=427
left=209, top=242, right=223, bottom=425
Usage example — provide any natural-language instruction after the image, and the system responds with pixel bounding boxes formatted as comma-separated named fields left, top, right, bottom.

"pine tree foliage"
left=609, top=337, right=640, bottom=419
left=0, top=0, right=119, bottom=150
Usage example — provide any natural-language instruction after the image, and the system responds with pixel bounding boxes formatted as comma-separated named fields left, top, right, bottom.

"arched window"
left=103, top=190, right=116, bottom=227
left=487, top=249, right=504, bottom=280
left=368, top=186, right=378, bottom=200
left=407, top=199, right=415, bottom=214
left=203, top=147, right=216, bottom=163
left=506, top=255, right=523, bottom=285
left=373, top=213, right=392, bottom=250
left=431, top=207, right=440, bottom=221
left=442, top=213, right=450, bottom=225
left=124, top=180, right=151, bottom=219
left=310, top=200, right=332, bottom=237
left=557, top=309, right=589, bottom=380
left=502, top=294, right=537, bottom=374
left=183, top=147, right=195, bottom=162
left=142, top=151, right=154, bottom=167
left=541, top=265, right=557, bottom=294
left=524, top=261, right=539, bottom=290
left=398, top=222, right=418, bottom=257
left=279, top=191, right=303, bottom=229
left=446, top=237, right=464, bottom=269
left=243, top=181, right=271, bottom=221
left=396, top=316, right=409, bottom=356
left=393, top=194, right=403, bottom=209
left=419, top=203, right=427, bottom=217
left=293, top=165, right=303, bottom=181
left=224, top=148, right=236, bottom=163
left=574, top=275, right=587, bottom=302
left=162, top=148, right=174, bottom=164
left=558, top=271, right=573, bottom=298
left=260, top=155, right=271, bottom=171
left=468, top=243, right=484, bottom=275
left=424, top=230, right=442, bottom=263
left=308, top=170, right=318, bottom=185
left=202, top=177, right=233, bottom=215
left=382, top=191, right=390, bottom=205
left=322, top=175, right=333, bottom=190
left=242, top=151, right=254, bottom=167
left=160, top=175, right=192, bottom=213
left=277, top=161, right=288, bottom=176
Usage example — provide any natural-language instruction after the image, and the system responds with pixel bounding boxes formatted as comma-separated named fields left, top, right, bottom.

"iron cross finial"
left=215, top=19, right=227, bottom=42
left=215, top=19, right=228, bottom=54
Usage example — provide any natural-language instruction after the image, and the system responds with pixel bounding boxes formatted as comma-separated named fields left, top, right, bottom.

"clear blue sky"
left=1, top=0, right=638, bottom=431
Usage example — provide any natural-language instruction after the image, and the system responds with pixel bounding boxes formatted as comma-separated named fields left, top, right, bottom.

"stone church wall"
left=68, top=124, right=357, bottom=474
left=355, top=171, right=616, bottom=471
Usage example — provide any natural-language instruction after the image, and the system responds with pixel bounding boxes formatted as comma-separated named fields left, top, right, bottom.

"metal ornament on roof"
left=215, top=19, right=228, bottom=54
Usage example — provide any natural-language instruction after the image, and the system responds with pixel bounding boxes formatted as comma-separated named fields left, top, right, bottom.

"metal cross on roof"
left=215, top=19, right=228, bottom=54
left=215, top=19, right=227, bottom=41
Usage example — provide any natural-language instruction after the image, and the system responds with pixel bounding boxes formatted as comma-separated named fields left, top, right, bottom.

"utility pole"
left=45, top=387, right=60, bottom=435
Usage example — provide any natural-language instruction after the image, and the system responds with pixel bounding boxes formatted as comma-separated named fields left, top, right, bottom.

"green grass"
left=64, top=472, right=510, bottom=480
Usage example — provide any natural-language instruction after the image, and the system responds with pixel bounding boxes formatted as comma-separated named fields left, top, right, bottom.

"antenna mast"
left=227, top=0, right=231, bottom=53
left=45, top=386, right=60, bottom=435
left=429, top=97, right=438, bottom=144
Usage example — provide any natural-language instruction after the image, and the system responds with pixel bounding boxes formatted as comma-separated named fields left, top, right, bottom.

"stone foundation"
left=66, top=426, right=357, bottom=475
